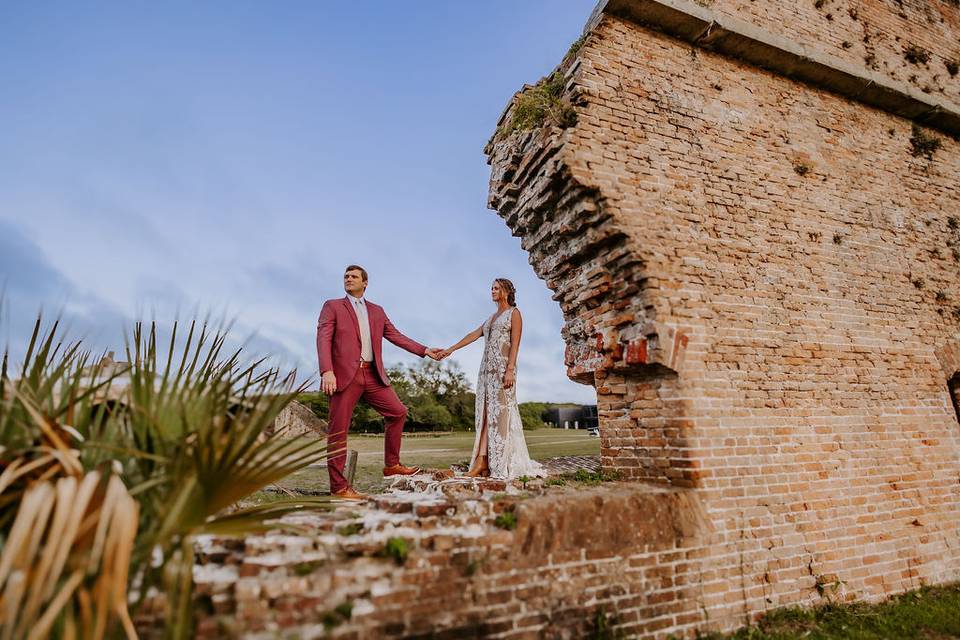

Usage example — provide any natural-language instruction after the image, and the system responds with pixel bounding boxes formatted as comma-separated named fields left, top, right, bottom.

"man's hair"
left=345, top=264, right=368, bottom=283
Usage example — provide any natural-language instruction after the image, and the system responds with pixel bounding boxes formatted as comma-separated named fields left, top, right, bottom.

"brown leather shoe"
left=331, top=487, right=368, bottom=501
left=383, top=463, right=421, bottom=477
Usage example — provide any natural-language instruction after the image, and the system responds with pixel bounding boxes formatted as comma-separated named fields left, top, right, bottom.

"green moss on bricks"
left=565, top=35, right=586, bottom=60
left=337, top=522, right=364, bottom=536
left=334, top=601, right=353, bottom=620
left=593, top=607, right=626, bottom=640
left=464, top=557, right=482, bottom=576
left=291, top=560, right=324, bottom=576
left=321, top=601, right=354, bottom=630
left=494, top=510, right=517, bottom=530
left=379, top=537, right=409, bottom=565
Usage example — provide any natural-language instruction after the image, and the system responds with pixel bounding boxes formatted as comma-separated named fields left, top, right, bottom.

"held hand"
left=503, top=368, right=516, bottom=388
left=321, top=371, right=338, bottom=395
left=424, top=348, right=442, bottom=361
left=438, top=348, right=452, bottom=360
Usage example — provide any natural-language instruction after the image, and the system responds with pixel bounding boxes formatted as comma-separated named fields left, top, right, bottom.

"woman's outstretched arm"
left=441, top=325, right=483, bottom=359
left=504, top=308, right=522, bottom=388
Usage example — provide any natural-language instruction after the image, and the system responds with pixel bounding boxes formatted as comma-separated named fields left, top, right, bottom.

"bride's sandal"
left=466, top=457, right=489, bottom=478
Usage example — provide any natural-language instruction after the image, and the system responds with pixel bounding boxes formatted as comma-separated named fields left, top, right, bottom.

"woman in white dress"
left=440, top=279, right=545, bottom=479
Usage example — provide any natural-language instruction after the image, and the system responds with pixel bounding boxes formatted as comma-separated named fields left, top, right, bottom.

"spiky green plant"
left=0, top=314, right=339, bottom=639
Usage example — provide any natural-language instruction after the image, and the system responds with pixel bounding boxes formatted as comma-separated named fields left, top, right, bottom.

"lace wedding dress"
left=468, top=309, right=545, bottom=480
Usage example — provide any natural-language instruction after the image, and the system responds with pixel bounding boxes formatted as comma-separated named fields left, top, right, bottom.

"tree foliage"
left=518, top=402, right=550, bottom=430
left=299, top=360, right=475, bottom=432
left=300, top=361, right=555, bottom=431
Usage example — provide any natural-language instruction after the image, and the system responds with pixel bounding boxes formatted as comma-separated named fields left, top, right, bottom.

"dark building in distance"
left=542, top=405, right=598, bottom=429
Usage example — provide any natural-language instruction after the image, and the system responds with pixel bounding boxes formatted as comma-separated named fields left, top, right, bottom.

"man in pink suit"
left=317, top=264, right=441, bottom=500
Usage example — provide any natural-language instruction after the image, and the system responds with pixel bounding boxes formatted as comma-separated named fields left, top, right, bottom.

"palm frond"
left=1, top=313, right=334, bottom=638
left=0, top=471, right=138, bottom=640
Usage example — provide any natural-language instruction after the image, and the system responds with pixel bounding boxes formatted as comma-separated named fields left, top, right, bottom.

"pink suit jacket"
left=317, top=297, right=427, bottom=390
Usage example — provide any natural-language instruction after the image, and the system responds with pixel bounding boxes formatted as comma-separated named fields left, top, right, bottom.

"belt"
left=359, top=361, right=371, bottom=369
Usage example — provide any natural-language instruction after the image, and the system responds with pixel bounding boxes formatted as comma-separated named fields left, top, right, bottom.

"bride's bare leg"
left=467, top=404, right=490, bottom=477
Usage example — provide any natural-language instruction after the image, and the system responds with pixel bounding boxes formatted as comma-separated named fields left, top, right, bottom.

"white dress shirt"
left=349, top=295, right=374, bottom=362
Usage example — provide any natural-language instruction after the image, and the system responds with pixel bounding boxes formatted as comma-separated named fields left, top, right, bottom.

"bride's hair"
left=495, top=278, right=517, bottom=307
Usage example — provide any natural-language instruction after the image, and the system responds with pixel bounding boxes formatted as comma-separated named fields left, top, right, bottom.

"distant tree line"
left=298, top=360, right=557, bottom=432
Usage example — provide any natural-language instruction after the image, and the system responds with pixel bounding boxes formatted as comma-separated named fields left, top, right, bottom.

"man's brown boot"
left=383, top=463, right=421, bottom=477
left=331, top=487, right=368, bottom=501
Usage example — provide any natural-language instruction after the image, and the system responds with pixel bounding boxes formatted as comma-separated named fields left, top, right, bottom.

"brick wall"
left=186, top=480, right=718, bottom=639
left=485, top=0, right=960, bottom=634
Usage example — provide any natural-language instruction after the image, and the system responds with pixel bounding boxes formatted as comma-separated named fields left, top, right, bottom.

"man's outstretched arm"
left=382, top=314, right=433, bottom=358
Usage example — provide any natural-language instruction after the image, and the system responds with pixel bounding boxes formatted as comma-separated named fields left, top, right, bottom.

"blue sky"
left=0, top=0, right=597, bottom=403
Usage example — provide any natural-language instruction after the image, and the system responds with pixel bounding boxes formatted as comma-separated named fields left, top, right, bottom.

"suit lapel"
left=342, top=297, right=362, bottom=344
left=365, top=301, right=381, bottom=339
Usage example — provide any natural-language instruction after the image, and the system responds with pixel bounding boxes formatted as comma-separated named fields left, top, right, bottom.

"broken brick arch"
left=935, top=340, right=960, bottom=426
left=486, top=130, right=696, bottom=487
left=950, top=373, right=960, bottom=427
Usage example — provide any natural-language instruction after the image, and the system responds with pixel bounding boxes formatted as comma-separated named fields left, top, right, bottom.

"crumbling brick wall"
left=186, top=480, right=715, bottom=639
left=485, top=0, right=960, bottom=632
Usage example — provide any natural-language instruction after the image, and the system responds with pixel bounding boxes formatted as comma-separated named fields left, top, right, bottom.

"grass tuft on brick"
left=699, top=583, right=960, bottom=639
left=379, top=537, right=409, bottom=565
left=499, top=71, right=577, bottom=137
left=337, top=522, right=364, bottom=536
left=494, top=511, right=518, bottom=530
left=566, top=468, right=624, bottom=485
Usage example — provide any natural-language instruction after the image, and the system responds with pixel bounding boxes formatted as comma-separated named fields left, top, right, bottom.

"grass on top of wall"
left=695, top=583, right=960, bottom=639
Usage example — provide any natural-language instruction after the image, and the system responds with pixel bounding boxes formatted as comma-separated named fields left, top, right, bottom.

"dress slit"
left=475, top=398, right=489, bottom=466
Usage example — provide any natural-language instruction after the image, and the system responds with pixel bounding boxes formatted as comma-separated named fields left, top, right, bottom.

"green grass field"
left=702, top=584, right=960, bottom=639
left=268, top=428, right=599, bottom=495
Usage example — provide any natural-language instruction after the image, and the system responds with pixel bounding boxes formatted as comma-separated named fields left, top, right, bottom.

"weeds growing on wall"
left=496, top=36, right=586, bottom=138
left=592, top=606, right=626, bottom=640
left=566, top=35, right=586, bottom=60
left=500, top=71, right=577, bottom=136
left=910, top=125, right=942, bottom=159
left=904, top=45, right=931, bottom=65
left=379, top=537, right=409, bottom=565
left=494, top=509, right=518, bottom=530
